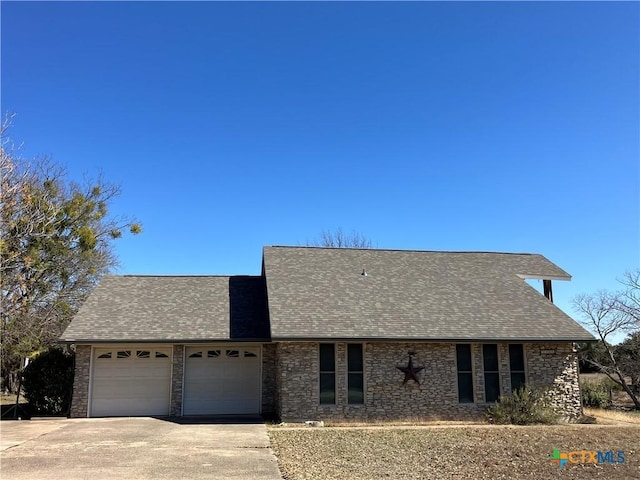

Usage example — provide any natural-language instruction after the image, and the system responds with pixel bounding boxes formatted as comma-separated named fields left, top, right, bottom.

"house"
left=61, top=246, right=595, bottom=420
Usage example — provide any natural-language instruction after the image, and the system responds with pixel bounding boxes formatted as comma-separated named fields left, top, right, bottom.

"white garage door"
left=91, top=347, right=172, bottom=417
left=184, top=346, right=261, bottom=415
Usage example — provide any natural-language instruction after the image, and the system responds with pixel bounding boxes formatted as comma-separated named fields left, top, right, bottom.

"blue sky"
left=2, top=1, right=638, bottom=320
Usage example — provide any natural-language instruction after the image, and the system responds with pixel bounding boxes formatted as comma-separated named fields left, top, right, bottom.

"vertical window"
left=319, top=344, right=335, bottom=404
left=509, top=344, right=526, bottom=392
left=483, top=344, right=500, bottom=403
left=347, top=344, right=364, bottom=404
left=456, top=344, right=474, bottom=403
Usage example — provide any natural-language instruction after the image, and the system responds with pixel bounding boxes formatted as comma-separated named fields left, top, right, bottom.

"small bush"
left=487, top=385, right=559, bottom=425
left=581, top=380, right=612, bottom=408
left=22, top=348, right=74, bottom=416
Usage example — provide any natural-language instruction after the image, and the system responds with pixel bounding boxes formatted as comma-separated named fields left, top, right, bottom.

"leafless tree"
left=573, top=269, right=640, bottom=409
left=307, top=228, right=374, bottom=249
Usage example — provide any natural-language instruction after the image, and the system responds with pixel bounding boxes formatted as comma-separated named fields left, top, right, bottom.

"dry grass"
left=269, top=425, right=640, bottom=479
left=0, top=393, right=22, bottom=405
left=585, top=407, right=640, bottom=425
left=321, top=415, right=486, bottom=427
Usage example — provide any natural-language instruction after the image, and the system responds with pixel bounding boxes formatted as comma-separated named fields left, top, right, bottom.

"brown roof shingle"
left=60, top=275, right=269, bottom=342
left=262, top=246, right=594, bottom=342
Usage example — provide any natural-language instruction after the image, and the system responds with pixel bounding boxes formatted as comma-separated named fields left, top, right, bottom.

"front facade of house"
left=62, top=247, right=594, bottom=420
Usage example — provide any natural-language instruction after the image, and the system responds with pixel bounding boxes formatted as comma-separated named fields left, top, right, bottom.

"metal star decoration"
left=396, top=353, right=424, bottom=385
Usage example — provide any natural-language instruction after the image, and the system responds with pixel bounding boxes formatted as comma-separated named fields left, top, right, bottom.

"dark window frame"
left=508, top=344, right=526, bottom=393
left=319, top=344, right=336, bottom=405
left=456, top=344, right=474, bottom=403
left=347, top=343, right=364, bottom=405
left=482, top=344, right=500, bottom=403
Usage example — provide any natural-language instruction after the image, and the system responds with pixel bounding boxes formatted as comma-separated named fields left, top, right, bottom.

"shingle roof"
left=60, top=275, right=269, bottom=342
left=262, top=246, right=595, bottom=342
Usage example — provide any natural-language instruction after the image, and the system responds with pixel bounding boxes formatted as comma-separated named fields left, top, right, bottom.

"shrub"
left=487, top=385, right=559, bottom=425
left=581, top=380, right=611, bottom=408
left=22, top=348, right=74, bottom=416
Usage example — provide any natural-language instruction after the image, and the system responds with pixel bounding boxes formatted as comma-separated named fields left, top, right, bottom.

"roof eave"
left=59, top=337, right=272, bottom=344
left=269, top=336, right=596, bottom=343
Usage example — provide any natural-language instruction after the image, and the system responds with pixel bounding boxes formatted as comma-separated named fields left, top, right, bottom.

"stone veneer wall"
left=70, top=345, right=91, bottom=418
left=525, top=342, right=582, bottom=418
left=170, top=345, right=184, bottom=416
left=275, top=341, right=582, bottom=422
left=262, top=343, right=277, bottom=415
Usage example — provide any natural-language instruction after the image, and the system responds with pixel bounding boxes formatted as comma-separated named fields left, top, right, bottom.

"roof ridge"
left=116, top=274, right=261, bottom=278
left=265, top=245, right=539, bottom=255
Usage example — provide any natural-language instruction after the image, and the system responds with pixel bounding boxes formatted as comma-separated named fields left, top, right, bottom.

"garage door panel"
left=184, top=346, right=261, bottom=415
left=90, top=347, right=171, bottom=417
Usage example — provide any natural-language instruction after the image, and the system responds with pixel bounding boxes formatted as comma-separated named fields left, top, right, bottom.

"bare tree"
left=573, top=269, right=640, bottom=409
left=307, top=228, right=374, bottom=249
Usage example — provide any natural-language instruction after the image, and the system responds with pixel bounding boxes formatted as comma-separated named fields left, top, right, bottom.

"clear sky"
left=2, top=1, right=639, bottom=320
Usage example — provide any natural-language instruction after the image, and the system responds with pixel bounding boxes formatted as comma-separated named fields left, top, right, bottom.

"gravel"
left=269, top=425, right=639, bottom=479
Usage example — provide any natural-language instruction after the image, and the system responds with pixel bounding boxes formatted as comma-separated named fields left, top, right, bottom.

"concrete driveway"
left=0, top=417, right=282, bottom=480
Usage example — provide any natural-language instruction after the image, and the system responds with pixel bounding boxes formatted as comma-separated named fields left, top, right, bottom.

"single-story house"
left=61, top=246, right=595, bottom=420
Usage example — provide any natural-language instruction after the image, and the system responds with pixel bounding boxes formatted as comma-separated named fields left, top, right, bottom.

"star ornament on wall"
left=396, top=354, right=424, bottom=385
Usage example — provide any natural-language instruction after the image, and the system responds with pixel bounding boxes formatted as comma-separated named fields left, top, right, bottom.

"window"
left=319, top=344, right=335, bottom=404
left=188, top=351, right=203, bottom=358
left=456, top=344, right=474, bottom=403
left=244, top=350, right=257, bottom=358
left=97, top=352, right=112, bottom=359
left=207, top=350, right=221, bottom=358
left=136, top=350, right=150, bottom=359
left=347, top=344, right=364, bottom=404
left=117, top=350, right=131, bottom=359
left=155, top=351, right=169, bottom=358
left=483, top=344, right=500, bottom=403
left=226, top=350, right=239, bottom=358
left=509, top=344, right=526, bottom=392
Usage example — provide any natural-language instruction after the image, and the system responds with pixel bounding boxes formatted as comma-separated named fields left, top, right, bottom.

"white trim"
left=517, top=274, right=570, bottom=281
left=87, top=345, right=94, bottom=418
left=180, top=345, right=186, bottom=417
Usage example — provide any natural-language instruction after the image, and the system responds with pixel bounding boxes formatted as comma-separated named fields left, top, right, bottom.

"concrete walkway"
left=0, top=417, right=282, bottom=480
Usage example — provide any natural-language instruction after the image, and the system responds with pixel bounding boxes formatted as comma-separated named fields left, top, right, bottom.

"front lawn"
left=269, top=425, right=639, bottom=479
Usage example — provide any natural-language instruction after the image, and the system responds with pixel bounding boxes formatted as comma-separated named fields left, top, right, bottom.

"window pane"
left=483, top=344, right=499, bottom=372
left=458, top=372, right=474, bottom=403
left=117, top=350, right=131, bottom=359
left=456, top=344, right=472, bottom=371
left=485, top=372, right=500, bottom=403
left=320, top=372, right=335, bottom=404
left=155, top=352, right=169, bottom=358
left=509, top=344, right=525, bottom=371
left=347, top=344, right=363, bottom=371
left=348, top=373, right=364, bottom=404
left=319, top=344, right=335, bottom=371
left=511, top=372, right=526, bottom=393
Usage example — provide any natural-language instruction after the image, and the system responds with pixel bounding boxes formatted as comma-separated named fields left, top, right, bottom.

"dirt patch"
left=269, top=425, right=640, bottom=479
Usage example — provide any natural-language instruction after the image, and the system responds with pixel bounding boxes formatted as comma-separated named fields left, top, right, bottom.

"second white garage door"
left=183, top=346, right=261, bottom=415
